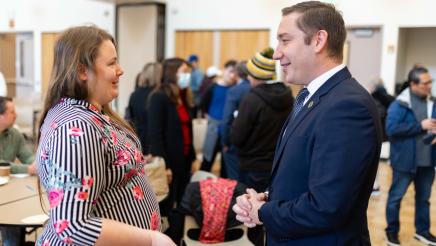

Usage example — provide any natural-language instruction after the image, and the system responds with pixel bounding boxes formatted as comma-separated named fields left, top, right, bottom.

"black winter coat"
left=147, top=90, right=196, bottom=173
left=231, top=82, right=293, bottom=171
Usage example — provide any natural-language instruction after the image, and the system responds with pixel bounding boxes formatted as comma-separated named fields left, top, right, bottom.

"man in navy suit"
left=233, top=1, right=382, bottom=245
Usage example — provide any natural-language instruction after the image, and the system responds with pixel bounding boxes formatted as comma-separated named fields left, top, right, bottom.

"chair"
left=182, top=215, right=253, bottom=246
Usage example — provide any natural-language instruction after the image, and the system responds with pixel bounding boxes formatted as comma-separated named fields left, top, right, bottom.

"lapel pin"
left=308, top=101, right=314, bottom=108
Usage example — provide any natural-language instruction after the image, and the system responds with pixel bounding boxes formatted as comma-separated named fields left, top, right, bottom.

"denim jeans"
left=385, top=167, right=435, bottom=234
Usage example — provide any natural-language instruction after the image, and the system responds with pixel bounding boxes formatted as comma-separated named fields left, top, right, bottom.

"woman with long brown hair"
left=35, top=26, right=174, bottom=245
left=147, top=58, right=196, bottom=217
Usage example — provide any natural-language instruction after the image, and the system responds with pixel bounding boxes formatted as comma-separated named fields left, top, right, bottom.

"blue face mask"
left=177, top=73, right=191, bottom=89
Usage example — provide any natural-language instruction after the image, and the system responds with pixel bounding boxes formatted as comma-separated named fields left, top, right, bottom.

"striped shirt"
left=36, top=98, right=160, bottom=246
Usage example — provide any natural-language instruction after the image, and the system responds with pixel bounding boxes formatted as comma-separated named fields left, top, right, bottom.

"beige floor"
left=368, top=162, right=436, bottom=246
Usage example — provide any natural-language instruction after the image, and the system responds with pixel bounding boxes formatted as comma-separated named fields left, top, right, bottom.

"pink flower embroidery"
left=124, top=168, right=138, bottom=181
left=75, top=192, right=89, bottom=201
left=132, top=185, right=144, bottom=200
left=43, top=239, right=50, bottom=246
left=134, top=149, right=143, bottom=163
left=113, top=149, right=131, bottom=166
left=111, top=130, right=118, bottom=145
left=50, top=121, right=58, bottom=129
left=151, top=211, right=159, bottom=230
left=89, top=104, right=99, bottom=112
left=40, top=149, right=48, bottom=160
left=49, top=188, right=64, bottom=209
left=91, top=116, right=104, bottom=127
left=82, top=176, right=94, bottom=189
left=101, top=136, right=108, bottom=145
left=54, top=220, right=69, bottom=234
left=68, top=127, right=83, bottom=137
left=62, top=237, right=73, bottom=245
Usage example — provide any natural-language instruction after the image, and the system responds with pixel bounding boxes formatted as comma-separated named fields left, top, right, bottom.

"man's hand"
left=246, top=189, right=266, bottom=225
left=27, top=162, right=37, bottom=175
left=421, top=118, right=436, bottom=131
left=233, top=188, right=267, bottom=227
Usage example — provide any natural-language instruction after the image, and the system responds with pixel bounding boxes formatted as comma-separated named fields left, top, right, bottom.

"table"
left=0, top=195, right=48, bottom=227
left=0, top=176, right=39, bottom=206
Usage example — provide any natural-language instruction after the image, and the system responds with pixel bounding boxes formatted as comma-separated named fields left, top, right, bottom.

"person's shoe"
left=414, top=231, right=436, bottom=246
left=386, top=232, right=401, bottom=246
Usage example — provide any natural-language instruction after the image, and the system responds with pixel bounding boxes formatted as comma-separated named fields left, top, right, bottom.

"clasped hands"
left=232, top=188, right=267, bottom=228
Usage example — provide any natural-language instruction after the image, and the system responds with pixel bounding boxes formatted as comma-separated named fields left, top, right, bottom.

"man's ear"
left=313, top=30, right=328, bottom=54
left=78, top=64, right=88, bottom=81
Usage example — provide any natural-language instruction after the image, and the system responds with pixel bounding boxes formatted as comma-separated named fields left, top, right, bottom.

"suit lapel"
left=271, top=67, right=352, bottom=174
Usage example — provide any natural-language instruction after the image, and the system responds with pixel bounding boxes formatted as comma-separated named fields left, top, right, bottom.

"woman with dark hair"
left=36, top=26, right=174, bottom=245
left=147, top=58, right=196, bottom=216
left=126, top=62, right=162, bottom=154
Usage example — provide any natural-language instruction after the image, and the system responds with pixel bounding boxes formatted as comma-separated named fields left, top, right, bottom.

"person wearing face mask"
left=148, top=58, right=196, bottom=220
left=199, top=60, right=238, bottom=177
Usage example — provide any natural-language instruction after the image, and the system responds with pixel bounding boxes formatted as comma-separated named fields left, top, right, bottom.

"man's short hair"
left=408, top=66, right=429, bottom=84
left=282, top=1, right=346, bottom=62
left=224, top=60, right=237, bottom=68
left=0, top=96, right=12, bottom=115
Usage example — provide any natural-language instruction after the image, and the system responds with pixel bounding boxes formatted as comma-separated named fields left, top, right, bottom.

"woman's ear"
left=78, top=64, right=88, bottom=81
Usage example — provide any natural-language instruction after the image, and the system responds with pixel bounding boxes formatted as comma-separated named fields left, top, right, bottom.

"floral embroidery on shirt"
left=42, top=239, right=50, bottom=246
left=89, top=104, right=99, bottom=112
left=151, top=211, right=159, bottom=230
left=111, top=130, right=118, bottom=145
left=54, top=220, right=69, bottom=234
left=68, top=127, right=83, bottom=144
left=91, top=116, right=104, bottom=128
left=113, top=149, right=131, bottom=166
left=132, top=185, right=144, bottom=200
left=61, top=237, right=73, bottom=245
left=50, top=122, right=58, bottom=129
left=133, top=149, right=143, bottom=163
left=75, top=191, right=89, bottom=201
left=49, top=188, right=64, bottom=209
left=82, top=176, right=94, bottom=189
left=40, top=149, right=49, bottom=160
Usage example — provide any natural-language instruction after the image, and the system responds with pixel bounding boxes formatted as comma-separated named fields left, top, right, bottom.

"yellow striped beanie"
left=246, top=47, right=276, bottom=81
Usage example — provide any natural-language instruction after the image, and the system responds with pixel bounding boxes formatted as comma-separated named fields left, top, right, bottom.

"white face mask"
left=177, top=73, right=191, bottom=89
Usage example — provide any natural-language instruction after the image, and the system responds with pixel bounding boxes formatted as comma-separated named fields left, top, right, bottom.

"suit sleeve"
left=259, top=99, right=380, bottom=238
left=231, top=94, right=258, bottom=148
left=385, top=101, right=423, bottom=138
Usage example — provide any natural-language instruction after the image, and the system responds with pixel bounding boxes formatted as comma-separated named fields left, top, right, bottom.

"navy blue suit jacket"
left=259, top=68, right=382, bottom=245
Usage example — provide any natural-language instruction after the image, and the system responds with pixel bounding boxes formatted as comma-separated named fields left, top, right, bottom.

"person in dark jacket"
left=126, top=62, right=162, bottom=154
left=231, top=47, right=293, bottom=246
left=147, top=58, right=196, bottom=217
left=385, top=66, right=436, bottom=245
left=220, top=61, right=251, bottom=180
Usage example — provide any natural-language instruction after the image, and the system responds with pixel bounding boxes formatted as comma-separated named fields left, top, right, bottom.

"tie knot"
left=296, top=88, right=309, bottom=103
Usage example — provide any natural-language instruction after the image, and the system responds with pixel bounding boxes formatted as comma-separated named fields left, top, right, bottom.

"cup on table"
left=0, top=162, right=11, bottom=177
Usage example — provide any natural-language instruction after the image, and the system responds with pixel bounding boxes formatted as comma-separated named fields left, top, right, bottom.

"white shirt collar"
left=303, top=64, right=346, bottom=105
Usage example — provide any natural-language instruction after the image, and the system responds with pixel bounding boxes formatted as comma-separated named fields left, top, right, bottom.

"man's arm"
left=11, top=129, right=34, bottom=174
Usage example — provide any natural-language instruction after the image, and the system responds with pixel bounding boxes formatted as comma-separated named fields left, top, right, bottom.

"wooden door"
left=175, top=31, right=213, bottom=72
left=0, top=33, right=16, bottom=97
left=219, top=30, right=269, bottom=67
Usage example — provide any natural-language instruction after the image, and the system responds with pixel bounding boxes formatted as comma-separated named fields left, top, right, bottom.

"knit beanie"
left=246, top=47, right=276, bottom=81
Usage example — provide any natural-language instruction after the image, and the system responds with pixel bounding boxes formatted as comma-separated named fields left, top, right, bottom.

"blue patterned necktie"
left=291, top=88, right=309, bottom=120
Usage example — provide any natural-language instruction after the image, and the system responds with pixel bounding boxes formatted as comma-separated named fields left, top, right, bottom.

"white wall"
left=117, top=5, right=158, bottom=116
left=165, top=0, right=436, bottom=95
left=0, top=0, right=115, bottom=96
